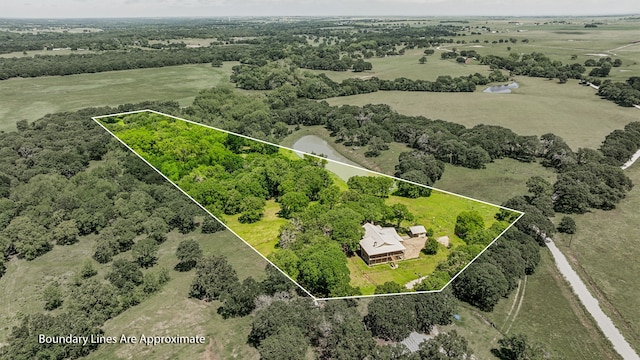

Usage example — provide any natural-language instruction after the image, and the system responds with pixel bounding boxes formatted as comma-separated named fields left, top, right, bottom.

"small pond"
left=291, top=135, right=370, bottom=181
left=483, top=82, right=519, bottom=93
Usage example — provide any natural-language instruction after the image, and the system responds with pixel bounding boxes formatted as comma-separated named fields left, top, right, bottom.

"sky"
left=1, top=0, right=638, bottom=18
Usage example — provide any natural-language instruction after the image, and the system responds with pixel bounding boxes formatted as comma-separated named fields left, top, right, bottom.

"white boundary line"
left=92, top=109, right=525, bottom=301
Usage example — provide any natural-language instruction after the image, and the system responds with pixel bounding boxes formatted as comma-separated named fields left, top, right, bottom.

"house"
left=409, top=225, right=427, bottom=238
left=359, top=223, right=405, bottom=266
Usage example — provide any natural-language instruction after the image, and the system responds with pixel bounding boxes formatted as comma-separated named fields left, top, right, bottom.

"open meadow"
left=554, top=162, right=640, bottom=353
left=0, top=63, right=234, bottom=132
left=445, top=250, right=620, bottom=359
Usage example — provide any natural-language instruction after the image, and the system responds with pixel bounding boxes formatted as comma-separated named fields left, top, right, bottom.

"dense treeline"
left=230, top=61, right=508, bottom=97
left=600, top=121, right=640, bottom=165
left=481, top=52, right=586, bottom=83
left=0, top=102, right=212, bottom=359
left=0, top=19, right=463, bottom=80
left=0, top=46, right=251, bottom=80
left=597, top=76, right=640, bottom=107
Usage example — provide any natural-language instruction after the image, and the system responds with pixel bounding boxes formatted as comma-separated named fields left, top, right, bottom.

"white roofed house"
left=359, top=223, right=406, bottom=266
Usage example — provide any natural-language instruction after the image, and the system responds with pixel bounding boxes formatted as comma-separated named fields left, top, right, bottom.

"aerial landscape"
left=1, top=0, right=640, bottom=359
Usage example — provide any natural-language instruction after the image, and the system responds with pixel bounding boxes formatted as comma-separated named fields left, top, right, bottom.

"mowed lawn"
left=325, top=76, right=639, bottom=150
left=554, top=162, right=640, bottom=353
left=350, top=192, right=508, bottom=295
left=0, top=63, right=235, bottom=132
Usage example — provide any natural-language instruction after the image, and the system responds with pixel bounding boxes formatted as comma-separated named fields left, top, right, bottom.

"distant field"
left=446, top=250, right=620, bottom=360
left=0, top=63, right=235, bottom=132
left=554, top=162, right=640, bottom=353
left=307, top=48, right=492, bottom=82
left=324, top=76, right=639, bottom=150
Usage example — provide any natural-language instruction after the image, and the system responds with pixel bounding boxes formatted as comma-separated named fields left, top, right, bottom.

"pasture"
left=446, top=251, right=620, bottom=359
left=0, top=63, right=234, bottom=133
left=554, top=163, right=640, bottom=353
left=324, top=76, right=638, bottom=150
left=0, top=227, right=266, bottom=359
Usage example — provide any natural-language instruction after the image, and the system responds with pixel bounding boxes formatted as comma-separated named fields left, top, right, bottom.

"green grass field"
left=436, top=159, right=557, bottom=205
left=554, top=162, right=640, bottom=353
left=445, top=250, right=619, bottom=359
left=324, top=76, right=639, bottom=150
left=0, top=63, right=234, bottom=133
left=226, top=200, right=287, bottom=257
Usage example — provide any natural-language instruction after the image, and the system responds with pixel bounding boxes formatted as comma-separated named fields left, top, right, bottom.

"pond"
left=483, top=82, right=519, bottom=93
left=291, top=135, right=371, bottom=181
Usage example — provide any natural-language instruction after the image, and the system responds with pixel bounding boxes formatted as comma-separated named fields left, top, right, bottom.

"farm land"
left=1, top=15, right=639, bottom=359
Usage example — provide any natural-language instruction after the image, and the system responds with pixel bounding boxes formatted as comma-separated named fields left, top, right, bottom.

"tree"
left=374, top=281, right=404, bottom=294
left=423, top=237, right=440, bottom=255
left=105, top=259, right=143, bottom=291
left=141, top=216, right=169, bottom=242
left=189, top=255, right=239, bottom=301
left=352, top=59, right=372, bottom=72
left=131, top=237, right=159, bottom=268
left=297, top=241, right=355, bottom=297
left=257, top=326, right=308, bottom=360
left=52, top=220, right=79, bottom=245
left=454, top=211, right=485, bottom=239
left=415, top=271, right=451, bottom=291
left=389, top=203, right=414, bottom=227
left=452, top=262, right=508, bottom=311
left=249, top=298, right=320, bottom=346
left=414, top=288, right=457, bottom=332
left=526, top=176, right=552, bottom=197
left=80, top=260, right=98, bottom=278
left=395, top=171, right=433, bottom=198
left=278, top=191, right=310, bottom=219
left=493, top=334, right=552, bottom=360
left=3, top=216, right=52, bottom=260
left=43, top=283, right=63, bottom=311
left=419, top=56, right=427, bottom=64
left=557, top=216, right=577, bottom=247
left=418, top=330, right=473, bottom=360
left=175, top=239, right=203, bottom=271
left=218, top=277, right=262, bottom=318
left=201, top=217, right=225, bottom=233
left=557, top=216, right=576, bottom=234
left=365, top=295, right=417, bottom=341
